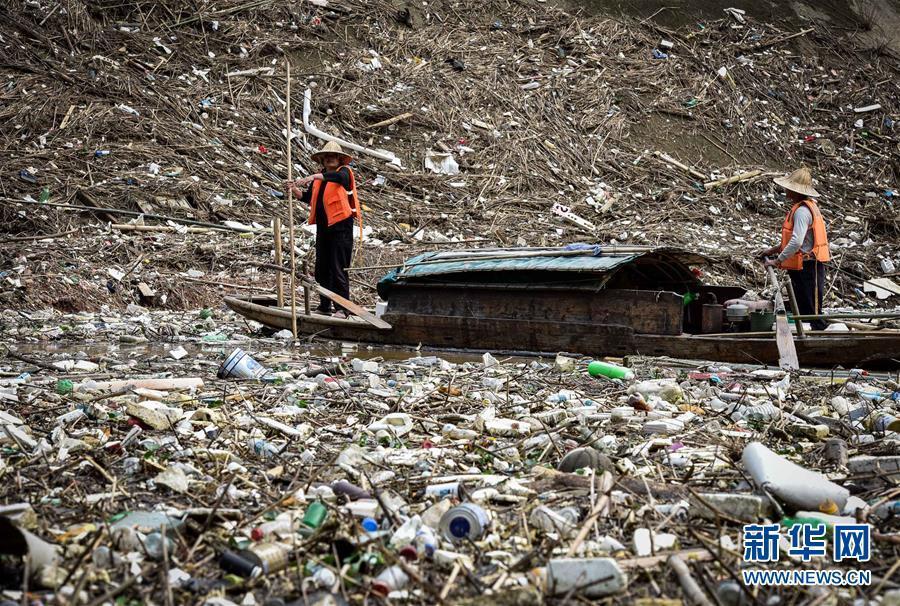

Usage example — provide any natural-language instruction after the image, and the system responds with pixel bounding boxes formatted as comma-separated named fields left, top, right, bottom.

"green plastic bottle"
left=302, top=501, right=328, bottom=530
left=56, top=379, right=74, bottom=395
left=781, top=516, right=831, bottom=532
left=588, top=360, right=634, bottom=381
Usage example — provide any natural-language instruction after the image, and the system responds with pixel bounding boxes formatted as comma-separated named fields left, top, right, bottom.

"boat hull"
left=224, top=296, right=900, bottom=369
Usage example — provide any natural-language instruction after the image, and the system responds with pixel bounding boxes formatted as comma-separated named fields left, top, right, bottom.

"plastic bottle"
left=368, top=413, right=413, bottom=438
left=251, top=517, right=296, bottom=541
left=529, top=506, right=579, bottom=536
left=389, top=515, right=422, bottom=548
left=741, top=442, right=849, bottom=511
left=361, top=517, right=379, bottom=533
left=301, top=502, right=328, bottom=532
left=414, top=526, right=438, bottom=557
left=689, top=493, right=773, bottom=522
left=371, top=565, right=409, bottom=596
left=588, top=360, right=634, bottom=381
left=144, top=531, right=174, bottom=561
left=742, top=403, right=781, bottom=422
left=331, top=480, right=371, bottom=501
left=545, top=558, right=627, bottom=598
left=56, top=409, right=86, bottom=426
left=249, top=438, right=279, bottom=459
left=424, top=482, right=459, bottom=500
left=441, top=423, right=478, bottom=440
left=227, top=543, right=291, bottom=576
left=872, top=500, right=900, bottom=520
left=780, top=516, right=831, bottom=531
left=304, top=563, right=337, bottom=589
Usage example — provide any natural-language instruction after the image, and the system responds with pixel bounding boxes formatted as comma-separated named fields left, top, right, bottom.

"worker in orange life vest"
left=757, top=167, right=831, bottom=330
left=285, top=141, right=360, bottom=319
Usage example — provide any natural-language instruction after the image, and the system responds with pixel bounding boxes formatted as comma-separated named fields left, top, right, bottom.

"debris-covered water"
left=1, top=307, right=899, bottom=604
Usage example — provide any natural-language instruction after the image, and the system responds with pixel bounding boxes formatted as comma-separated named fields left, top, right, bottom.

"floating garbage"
left=0, top=305, right=897, bottom=604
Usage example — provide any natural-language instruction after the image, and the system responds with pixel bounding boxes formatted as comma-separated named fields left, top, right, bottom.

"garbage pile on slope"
left=1, top=0, right=899, bottom=311
left=1, top=308, right=899, bottom=604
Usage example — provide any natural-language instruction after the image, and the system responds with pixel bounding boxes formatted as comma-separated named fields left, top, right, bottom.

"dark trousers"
left=314, top=226, right=353, bottom=313
left=788, top=260, right=826, bottom=330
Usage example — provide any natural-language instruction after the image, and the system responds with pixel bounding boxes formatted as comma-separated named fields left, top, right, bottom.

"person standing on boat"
left=286, top=141, right=361, bottom=319
left=757, top=167, right=830, bottom=330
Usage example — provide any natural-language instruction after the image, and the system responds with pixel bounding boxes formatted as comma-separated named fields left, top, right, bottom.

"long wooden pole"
left=273, top=217, right=284, bottom=307
left=286, top=63, right=298, bottom=338
left=784, top=277, right=806, bottom=339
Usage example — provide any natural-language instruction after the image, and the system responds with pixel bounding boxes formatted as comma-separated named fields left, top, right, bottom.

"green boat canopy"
left=376, top=245, right=706, bottom=299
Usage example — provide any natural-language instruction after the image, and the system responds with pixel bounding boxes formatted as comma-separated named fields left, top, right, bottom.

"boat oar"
left=253, top=262, right=391, bottom=330
left=765, top=262, right=799, bottom=370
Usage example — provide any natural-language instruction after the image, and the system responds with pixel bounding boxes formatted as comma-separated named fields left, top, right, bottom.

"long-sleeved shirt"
left=299, top=166, right=354, bottom=232
left=776, top=205, right=815, bottom=263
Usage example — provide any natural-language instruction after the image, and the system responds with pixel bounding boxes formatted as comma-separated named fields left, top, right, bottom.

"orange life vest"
left=307, top=167, right=360, bottom=227
left=779, top=199, right=830, bottom=270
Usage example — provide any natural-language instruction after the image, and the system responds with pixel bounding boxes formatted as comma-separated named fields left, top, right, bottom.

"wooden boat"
left=225, top=247, right=900, bottom=369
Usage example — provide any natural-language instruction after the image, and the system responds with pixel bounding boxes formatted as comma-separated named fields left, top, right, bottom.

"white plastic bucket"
left=218, top=348, right=268, bottom=379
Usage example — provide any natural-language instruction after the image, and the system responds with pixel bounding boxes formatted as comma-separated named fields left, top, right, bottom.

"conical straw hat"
left=311, top=141, right=352, bottom=165
left=773, top=167, right=820, bottom=197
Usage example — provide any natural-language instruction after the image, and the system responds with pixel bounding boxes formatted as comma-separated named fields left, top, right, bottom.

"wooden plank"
left=301, top=276, right=391, bottom=329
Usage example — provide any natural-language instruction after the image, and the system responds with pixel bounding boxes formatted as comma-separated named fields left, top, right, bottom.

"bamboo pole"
left=703, top=169, right=763, bottom=191
left=273, top=217, right=284, bottom=308
left=302, top=259, right=311, bottom=315
left=792, top=312, right=900, bottom=321
left=653, top=151, right=707, bottom=181
left=286, top=63, right=298, bottom=338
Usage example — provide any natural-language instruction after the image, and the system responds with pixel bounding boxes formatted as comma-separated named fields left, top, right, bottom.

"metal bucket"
left=750, top=311, right=775, bottom=332
left=439, top=503, right=490, bottom=543
left=217, top=348, right=268, bottom=379
left=701, top=304, right=723, bottom=334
